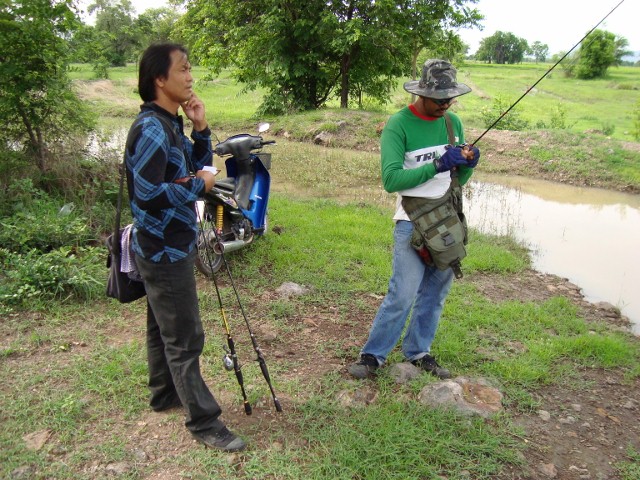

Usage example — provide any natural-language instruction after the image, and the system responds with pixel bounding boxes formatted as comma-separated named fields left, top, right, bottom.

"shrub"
left=0, top=246, right=105, bottom=311
left=0, top=179, right=94, bottom=253
left=480, top=95, right=530, bottom=131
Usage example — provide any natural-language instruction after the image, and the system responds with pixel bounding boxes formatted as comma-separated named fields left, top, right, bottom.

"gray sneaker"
left=191, top=422, right=246, bottom=452
left=411, top=354, right=451, bottom=379
left=348, top=353, right=379, bottom=379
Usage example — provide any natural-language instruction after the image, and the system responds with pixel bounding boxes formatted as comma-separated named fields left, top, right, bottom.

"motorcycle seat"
left=215, top=177, right=235, bottom=191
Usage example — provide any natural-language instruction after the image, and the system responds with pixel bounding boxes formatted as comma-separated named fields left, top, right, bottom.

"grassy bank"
left=70, top=61, right=640, bottom=141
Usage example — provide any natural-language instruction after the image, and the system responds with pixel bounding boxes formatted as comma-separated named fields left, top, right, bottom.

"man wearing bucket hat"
left=349, top=59, right=479, bottom=380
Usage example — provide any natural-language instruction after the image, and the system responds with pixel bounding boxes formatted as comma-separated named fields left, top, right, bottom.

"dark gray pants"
left=136, top=250, right=221, bottom=433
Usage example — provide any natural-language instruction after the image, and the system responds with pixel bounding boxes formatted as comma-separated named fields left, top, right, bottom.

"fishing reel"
left=222, top=346, right=234, bottom=371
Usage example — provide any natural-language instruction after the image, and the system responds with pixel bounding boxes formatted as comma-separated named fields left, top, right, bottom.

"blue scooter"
left=196, top=125, right=275, bottom=276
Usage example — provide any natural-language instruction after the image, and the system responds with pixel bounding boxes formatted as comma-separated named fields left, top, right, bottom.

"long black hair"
left=138, top=43, right=188, bottom=102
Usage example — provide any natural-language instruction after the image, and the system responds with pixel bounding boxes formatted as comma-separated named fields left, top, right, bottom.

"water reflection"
left=466, top=174, right=640, bottom=335
left=84, top=129, right=128, bottom=160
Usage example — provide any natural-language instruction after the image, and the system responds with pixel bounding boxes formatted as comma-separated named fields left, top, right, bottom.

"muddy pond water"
left=466, top=174, right=640, bottom=335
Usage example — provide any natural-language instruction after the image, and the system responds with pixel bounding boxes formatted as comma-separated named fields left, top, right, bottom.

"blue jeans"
left=362, top=220, right=454, bottom=365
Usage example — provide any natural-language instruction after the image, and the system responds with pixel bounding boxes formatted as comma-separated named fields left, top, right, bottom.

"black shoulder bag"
left=105, top=116, right=153, bottom=303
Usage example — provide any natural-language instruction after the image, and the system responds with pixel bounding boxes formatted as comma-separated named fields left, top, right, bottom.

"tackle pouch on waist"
left=402, top=187, right=467, bottom=278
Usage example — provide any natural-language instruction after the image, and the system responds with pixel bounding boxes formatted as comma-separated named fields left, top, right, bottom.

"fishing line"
left=470, top=0, right=626, bottom=146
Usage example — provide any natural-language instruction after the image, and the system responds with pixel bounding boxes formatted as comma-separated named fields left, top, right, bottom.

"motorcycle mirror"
left=257, top=122, right=270, bottom=133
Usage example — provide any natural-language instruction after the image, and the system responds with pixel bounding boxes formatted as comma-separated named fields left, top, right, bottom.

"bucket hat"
left=403, top=59, right=471, bottom=99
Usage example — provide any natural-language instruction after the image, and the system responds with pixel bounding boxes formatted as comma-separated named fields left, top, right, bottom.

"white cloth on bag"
left=120, top=224, right=142, bottom=281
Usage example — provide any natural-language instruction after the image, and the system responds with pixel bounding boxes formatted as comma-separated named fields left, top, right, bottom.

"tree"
left=612, top=35, right=632, bottom=66
left=136, top=7, right=181, bottom=45
left=71, top=2, right=180, bottom=77
left=475, top=31, right=528, bottom=64
left=575, top=29, right=616, bottom=79
left=68, top=23, right=112, bottom=78
left=393, top=0, right=481, bottom=96
left=0, top=0, right=94, bottom=173
left=530, top=41, right=549, bottom=63
left=87, top=0, right=140, bottom=66
left=177, top=0, right=480, bottom=112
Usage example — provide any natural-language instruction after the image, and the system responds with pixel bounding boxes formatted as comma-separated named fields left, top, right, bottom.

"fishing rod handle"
left=257, top=356, right=283, bottom=412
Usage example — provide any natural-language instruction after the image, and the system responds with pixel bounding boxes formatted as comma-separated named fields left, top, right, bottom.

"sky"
left=80, top=0, right=639, bottom=56
left=456, top=0, right=639, bottom=55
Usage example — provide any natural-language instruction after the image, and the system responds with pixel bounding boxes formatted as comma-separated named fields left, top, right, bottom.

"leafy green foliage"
left=136, top=7, right=181, bottom=45
left=69, top=1, right=181, bottom=73
left=575, top=29, right=617, bottom=79
left=177, top=0, right=480, bottom=112
left=0, top=246, right=105, bottom=310
left=0, top=179, right=94, bottom=252
left=530, top=41, right=549, bottom=63
left=479, top=94, right=530, bottom=131
left=0, top=0, right=95, bottom=172
left=534, top=104, right=571, bottom=130
left=475, top=31, right=529, bottom=64
left=0, top=178, right=107, bottom=309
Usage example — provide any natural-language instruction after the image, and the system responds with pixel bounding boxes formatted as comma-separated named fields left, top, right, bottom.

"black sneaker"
left=348, top=353, right=379, bottom=379
left=411, top=354, right=451, bottom=379
left=191, top=422, right=246, bottom=452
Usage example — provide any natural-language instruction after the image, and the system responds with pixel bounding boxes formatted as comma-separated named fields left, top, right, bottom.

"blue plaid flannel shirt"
left=125, top=102, right=212, bottom=263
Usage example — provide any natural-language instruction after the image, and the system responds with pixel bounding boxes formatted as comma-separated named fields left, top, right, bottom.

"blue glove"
left=465, top=146, right=480, bottom=168
left=433, top=146, right=468, bottom=173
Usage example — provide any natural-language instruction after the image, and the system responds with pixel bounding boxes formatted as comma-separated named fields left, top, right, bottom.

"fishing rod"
left=197, top=216, right=253, bottom=415
left=470, top=0, right=625, bottom=146
left=197, top=207, right=283, bottom=413
left=213, top=226, right=283, bottom=413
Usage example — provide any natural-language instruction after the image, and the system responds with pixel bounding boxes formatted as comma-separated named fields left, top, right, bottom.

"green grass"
left=3, top=61, right=639, bottom=479
left=3, top=196, right=639, bottom=479
left=70, top=63, right=264, bottom=127
left=616, top=445, right=640, bottom=479
left=69, top=61, right=640, bottom=191
left=454, top=62, right=640, bottom=140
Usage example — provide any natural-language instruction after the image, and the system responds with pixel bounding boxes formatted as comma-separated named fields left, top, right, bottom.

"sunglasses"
left=430, top=97, right=454, bottom=106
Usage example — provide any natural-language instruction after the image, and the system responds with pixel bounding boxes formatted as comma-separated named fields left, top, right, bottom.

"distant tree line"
left=472, top=29, right=632, bottom=79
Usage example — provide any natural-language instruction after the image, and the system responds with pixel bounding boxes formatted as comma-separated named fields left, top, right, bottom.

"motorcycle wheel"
left=195, top=228, right=222, bottom=277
